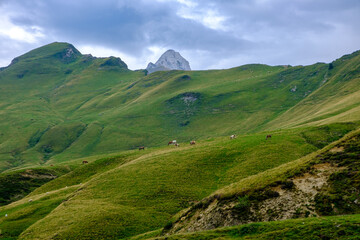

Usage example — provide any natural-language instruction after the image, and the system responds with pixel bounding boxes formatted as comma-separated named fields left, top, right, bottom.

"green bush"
left=234, top=196, right=250, bottom=213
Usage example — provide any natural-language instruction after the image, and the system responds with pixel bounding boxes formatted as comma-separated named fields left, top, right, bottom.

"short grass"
left=0, top=123, right=354, bottom=239
left=134, top=214, right=360, bottom=240
left=0, top=43, right=359, bottom=239
left=0, top=166, right=71, bottom=206
left=266, top=50, right=360, bottom=130
left=1, top=43, right=359, bottom=172
left=0, top=186, right=77, bottom=240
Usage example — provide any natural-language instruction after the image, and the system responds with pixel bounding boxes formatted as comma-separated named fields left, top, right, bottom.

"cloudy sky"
left=0, top=0, right=359, bottom=70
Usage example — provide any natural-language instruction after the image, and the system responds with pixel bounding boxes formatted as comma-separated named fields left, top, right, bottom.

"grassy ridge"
left=0, top=186, right=78, bottom=240
left=266, top=50, right=360, bottom=129
left=132, top=214, right=360, bottom=240
left=0, top=124, right=353, bottom=239
left=0, top=43, right=359, bottom=239
left=2, top=43, right=359, bottom=172
left=0, top=166, right=71, bottom=206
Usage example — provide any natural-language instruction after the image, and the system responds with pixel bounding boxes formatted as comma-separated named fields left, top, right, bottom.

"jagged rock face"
left=146, top=49, right=191, bottom=74
left=53, top=46, right=82, bottom=63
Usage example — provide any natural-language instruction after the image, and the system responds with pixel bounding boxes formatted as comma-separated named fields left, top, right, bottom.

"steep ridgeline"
left=146, top=49, right=191, bottom=74
left=0, top=42, right=359, bottom=173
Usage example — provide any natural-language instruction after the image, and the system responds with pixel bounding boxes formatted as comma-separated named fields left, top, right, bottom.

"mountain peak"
left=10, top=42, right=81, bottom=66
left=146, top=49, right=191, bottom=74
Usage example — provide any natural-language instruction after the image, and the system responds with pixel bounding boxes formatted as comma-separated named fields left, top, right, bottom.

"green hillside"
left=0, top=124, right=356, bottom=239
left=1, top=43, right=359, bottom=173
left=132, top=214, right=360, bottom=240
left=0, top=43, right=359, bottom=239
left=266, top=50, right=360, bottom=129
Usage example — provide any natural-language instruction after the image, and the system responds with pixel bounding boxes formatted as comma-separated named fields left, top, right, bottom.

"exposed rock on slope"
left=146, top=49, right=191, bottom=74
left=164, top=132, right=360, bottom=235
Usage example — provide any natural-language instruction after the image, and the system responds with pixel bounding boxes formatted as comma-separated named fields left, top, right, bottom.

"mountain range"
left=0, top=42, right=359, bottom=239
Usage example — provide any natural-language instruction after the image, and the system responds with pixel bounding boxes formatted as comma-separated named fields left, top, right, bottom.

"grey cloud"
left=0, top=0, right=359, bottom=69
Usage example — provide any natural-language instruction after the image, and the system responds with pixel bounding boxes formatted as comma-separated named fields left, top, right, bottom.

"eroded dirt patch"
left=167, top=163, right=344, bottom=235
left=329, top=146, right=344, bottom=153
left=165, top=133, right=360, bottom=235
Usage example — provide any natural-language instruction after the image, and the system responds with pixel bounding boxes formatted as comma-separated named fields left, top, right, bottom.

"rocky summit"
left=146, top=49, right=191, bottom=74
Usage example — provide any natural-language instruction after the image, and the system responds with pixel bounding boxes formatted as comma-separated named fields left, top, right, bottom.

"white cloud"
left=0, top=0, right=360, bottom=70
left=0, top=11, right=45, bottom=44
left=156, top=0, right=227, bottom=30
left=176, top=4, right=228, bottom=31
left=176, top=0, right=197, bottom=8
left=147, top=45, right=169, bottom=63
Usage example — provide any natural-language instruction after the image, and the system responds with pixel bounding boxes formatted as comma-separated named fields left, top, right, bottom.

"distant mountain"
left=146, top=49, right=191, bottom=74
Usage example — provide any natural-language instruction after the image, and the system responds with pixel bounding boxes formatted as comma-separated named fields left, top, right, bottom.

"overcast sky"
left=0, top=0, right=359, bottom=70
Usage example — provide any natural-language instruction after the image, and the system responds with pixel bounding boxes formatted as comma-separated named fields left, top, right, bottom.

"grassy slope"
left=265, top=50, right=360, bottom=130
left=0, top=124, right=354, bottom=239
left=0, top=42, right=141, bottom=171
left=132, top=214, right=360, bottom=240
left=2, top=43, right=355, bottom=172
left=131, top=126, right=360, bottom=240
left=0, top=43, right=359, bottom=239
left=0, top=166, right=72, bottom=206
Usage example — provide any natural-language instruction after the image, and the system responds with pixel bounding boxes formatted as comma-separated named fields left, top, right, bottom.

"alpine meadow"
left=0, top=40, right=359, bottom=240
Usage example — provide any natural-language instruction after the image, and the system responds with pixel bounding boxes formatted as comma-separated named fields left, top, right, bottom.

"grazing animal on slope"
left=174, top=143, right=180, bottom=147
left=168, top=140, right=177, bottom=145
left=190, top=141, right=196, bottom=145
left=139, top=146, right=145, bottom=150
left=82, top=160, right=88, bottom=164
left=230, top=134, right=236, bottom=139
left=266, top=134, right=272, bottom=140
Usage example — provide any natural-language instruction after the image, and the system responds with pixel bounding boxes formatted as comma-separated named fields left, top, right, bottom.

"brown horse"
left=168, top=141, right=173, bottom=145
left=266, top=135, right=272, bottom=140
left=139, top=146, right=145, bottom=150
left=82, top=160, right=88, bottom=164
left=190, top=141, right=196, bottom=145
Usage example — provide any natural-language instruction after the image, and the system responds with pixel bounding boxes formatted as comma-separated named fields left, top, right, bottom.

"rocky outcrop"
left=53, top=45, right=82, bottom=63
left=165, top=163, right=340, bottom=235
left=163, top=133, right=360, bottom=235
left=146, top=49, right=191, bottom=74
